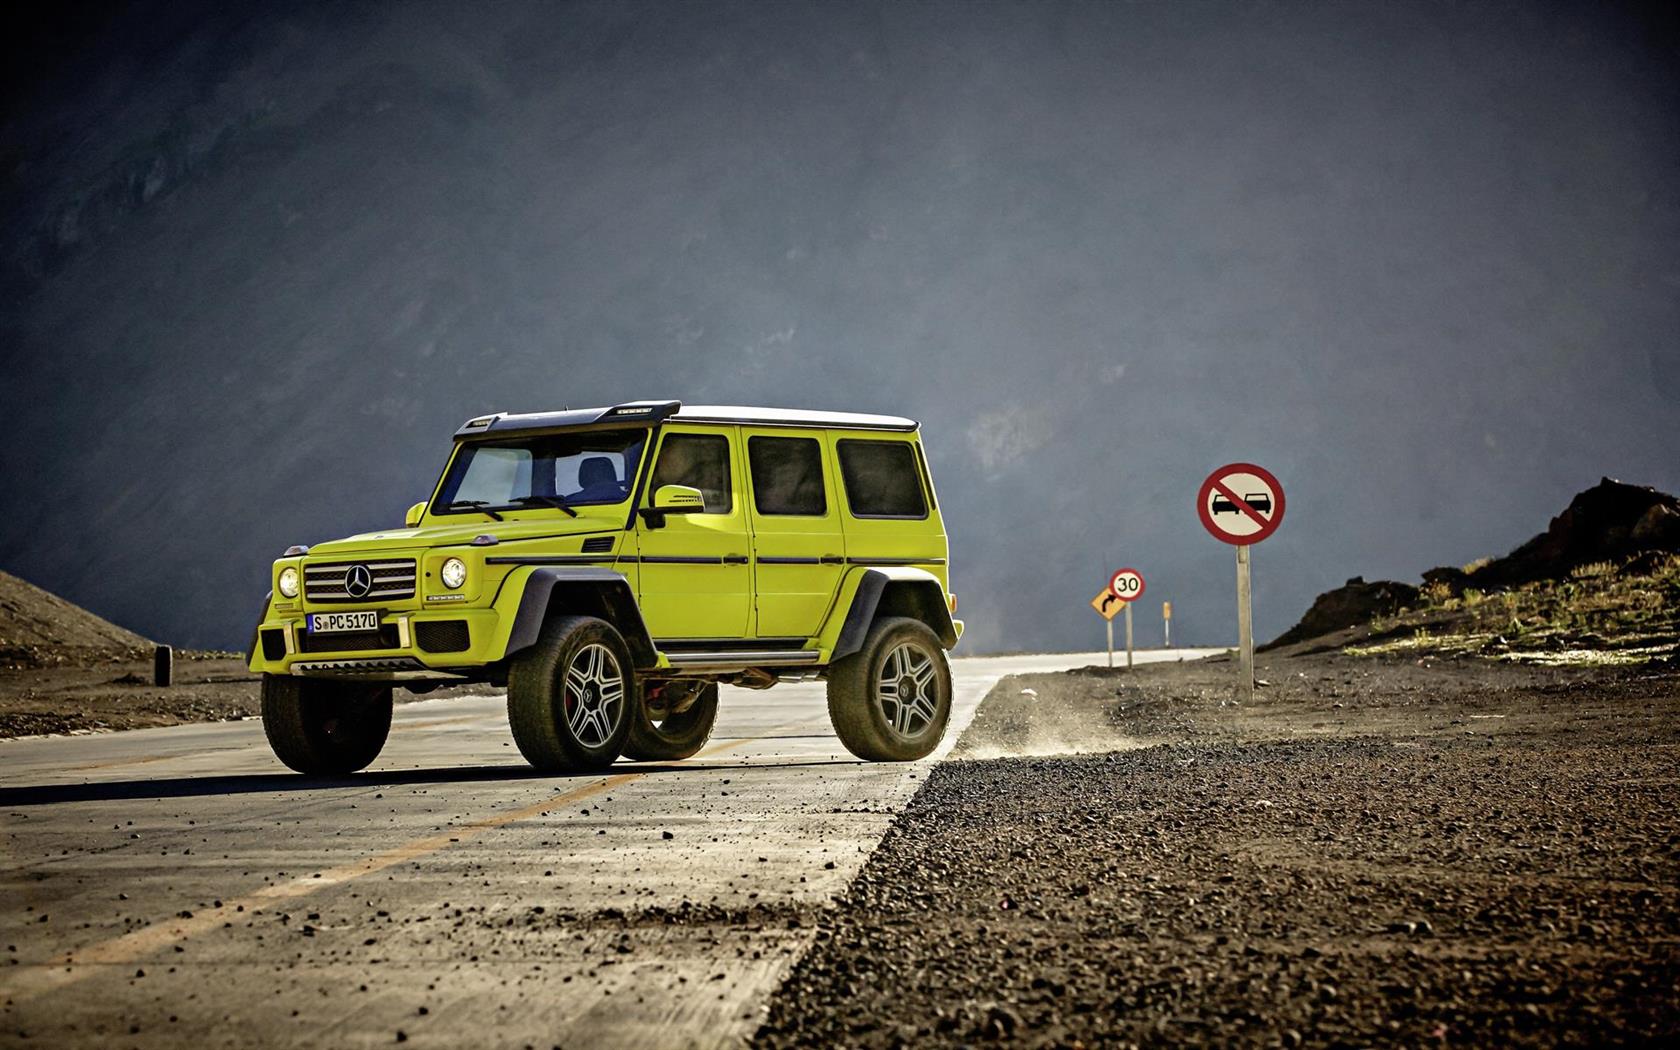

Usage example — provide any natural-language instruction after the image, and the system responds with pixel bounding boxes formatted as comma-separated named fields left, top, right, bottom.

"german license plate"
left=308, top=610, right=379, bottom=634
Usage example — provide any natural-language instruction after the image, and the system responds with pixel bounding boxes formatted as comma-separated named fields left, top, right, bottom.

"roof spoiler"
left=453, top=400, right=682, bottom=439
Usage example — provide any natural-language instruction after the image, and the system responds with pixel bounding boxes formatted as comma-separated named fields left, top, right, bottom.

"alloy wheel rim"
left=563, top=643, right=624, bottom=748
left=877, top=642, right=939, bottom=739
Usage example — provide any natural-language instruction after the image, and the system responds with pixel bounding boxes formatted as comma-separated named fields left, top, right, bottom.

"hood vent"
left=581, top=536, right=616, bottom=555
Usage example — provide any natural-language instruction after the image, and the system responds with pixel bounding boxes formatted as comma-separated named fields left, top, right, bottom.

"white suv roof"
left=456, top=401, right=918, bottom=438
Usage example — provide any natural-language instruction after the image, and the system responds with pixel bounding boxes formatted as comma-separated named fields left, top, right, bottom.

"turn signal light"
left=948, top=593, right=957, bottom=613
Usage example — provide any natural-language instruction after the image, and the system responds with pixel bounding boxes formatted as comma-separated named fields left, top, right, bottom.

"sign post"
left=1108, top=568, right=1146, bottom=670
left=1092, top=569, right=1145, bottom=668
left=1235, top=545, right=1253, bottom=699
left=1197, top=463, right=1285, bottom=702
left=1090, top=588, right=1122, bottom=666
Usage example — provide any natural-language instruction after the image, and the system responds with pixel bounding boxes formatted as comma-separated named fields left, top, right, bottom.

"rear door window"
left=748, top=437, right=827, bottom=516
left=836, top=440, right=928, bottom=519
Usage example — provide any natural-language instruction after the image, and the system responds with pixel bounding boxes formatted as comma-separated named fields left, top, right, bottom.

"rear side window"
left=649, top=433, right=733, bottom=513
left=837, top=440, right=928, bottom=519
left=748, top=437, right=827, bottom=516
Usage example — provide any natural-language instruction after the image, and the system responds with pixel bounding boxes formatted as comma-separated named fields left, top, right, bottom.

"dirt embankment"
left=757, top=653, right=1680, bottom=1048
left=0, top=569, right=154, bottom=669
left=0, top=657, right=267, bottom=738
left=0, top=567, right=268, bottom=737
left=1266, top=479, right=1680, bottom=663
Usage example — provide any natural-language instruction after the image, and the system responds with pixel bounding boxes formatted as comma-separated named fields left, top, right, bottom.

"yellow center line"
left=64, top=752, right=195, bottom=774
left=60, top=714, right=496, bottom=773
left=1, top=715, right=821, bottom=1004
left=390, top=714, right=493, bottom=732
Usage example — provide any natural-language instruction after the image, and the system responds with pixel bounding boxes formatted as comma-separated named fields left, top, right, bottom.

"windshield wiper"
left=445, top=500, right=505, bottom=521
left=511, top=495, right=579, bottom=518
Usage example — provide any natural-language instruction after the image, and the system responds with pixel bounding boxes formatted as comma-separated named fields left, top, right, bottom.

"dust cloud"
left=951, top=687, right=1153, bottom=761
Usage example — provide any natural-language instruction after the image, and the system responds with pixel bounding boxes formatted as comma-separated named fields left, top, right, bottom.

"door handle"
left=820, top=554, right=845, bottom=565
left=723, top=554, right=750, bottom=565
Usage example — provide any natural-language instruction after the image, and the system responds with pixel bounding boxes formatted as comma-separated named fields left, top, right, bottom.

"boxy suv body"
left=249, top=401, right=960, bottom=774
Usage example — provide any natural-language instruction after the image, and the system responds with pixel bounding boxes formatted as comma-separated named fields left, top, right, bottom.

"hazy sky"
left=2, top=0, right=1677, bottom=653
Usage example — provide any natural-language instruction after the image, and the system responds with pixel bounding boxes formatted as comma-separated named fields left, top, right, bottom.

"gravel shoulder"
left=757, top=651, right=1680, bottom=1047
left=0, top=659, right=457, bottom=738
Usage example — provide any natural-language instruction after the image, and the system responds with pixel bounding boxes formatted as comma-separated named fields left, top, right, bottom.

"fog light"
left=440, top=557, right=467, bottom=590
left=278, top=567, right=300, bottom=598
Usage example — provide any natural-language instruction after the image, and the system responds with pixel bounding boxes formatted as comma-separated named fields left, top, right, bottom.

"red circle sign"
left=1109, top=568, right=1145, bottom=602
left=1198, top=463, right=1285, bottom=545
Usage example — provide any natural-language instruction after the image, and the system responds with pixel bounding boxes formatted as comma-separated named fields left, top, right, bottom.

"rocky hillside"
left=1269, top=478, right=1680, bottom=663
left=0, top=569, right=152, bottom=668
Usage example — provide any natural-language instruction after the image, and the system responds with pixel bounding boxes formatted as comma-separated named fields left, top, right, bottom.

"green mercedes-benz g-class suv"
left=249, top=401, right=960, bottom=775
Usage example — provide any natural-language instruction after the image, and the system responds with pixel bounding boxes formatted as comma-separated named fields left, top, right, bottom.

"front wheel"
left=826, top=617, right=952, bottom=762
left=507, top=616, right=635, bottom=772
left=261, top=675, right=392, bottom=775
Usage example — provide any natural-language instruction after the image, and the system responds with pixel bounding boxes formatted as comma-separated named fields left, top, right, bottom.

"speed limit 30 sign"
left=1108, top=568, right=1145, bottom=602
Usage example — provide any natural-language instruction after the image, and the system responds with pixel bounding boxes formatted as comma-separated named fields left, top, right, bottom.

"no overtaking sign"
left=1197, top=463, right=1285, bottom=545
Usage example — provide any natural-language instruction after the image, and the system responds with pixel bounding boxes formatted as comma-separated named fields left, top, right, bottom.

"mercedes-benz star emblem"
left=344, top=564, right=373, bottom=599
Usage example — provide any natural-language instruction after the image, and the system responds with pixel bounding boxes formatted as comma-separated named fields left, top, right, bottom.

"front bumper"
left=249, top=607, right=507, bottom=681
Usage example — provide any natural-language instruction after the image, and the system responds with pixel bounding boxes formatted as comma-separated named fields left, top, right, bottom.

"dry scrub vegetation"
left=1350, top=552, right=1679, bottom=666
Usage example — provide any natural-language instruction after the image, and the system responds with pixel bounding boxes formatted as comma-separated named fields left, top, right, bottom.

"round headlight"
left=440, top=557, right=467, bottom=590
left=278, top=567, right=300, bottom=599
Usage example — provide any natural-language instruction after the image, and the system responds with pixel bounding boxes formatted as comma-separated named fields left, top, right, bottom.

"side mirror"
left=405, top=501, right=427, bottom=528
left=652, top=485, right=706, bottom=512
left=641, top=485, right=704, bottom=527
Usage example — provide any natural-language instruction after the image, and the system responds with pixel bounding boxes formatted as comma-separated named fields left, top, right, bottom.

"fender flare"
left=831, top=567, right=957, bottom=661
left=503, top=567, right=658, bottom=668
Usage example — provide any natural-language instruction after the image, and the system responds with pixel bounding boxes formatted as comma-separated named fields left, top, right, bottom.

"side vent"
left=416, top=620, right=471, bottom=653
left=260, top=629, right=287, bottom=661
left=580, top=536, right=616, bottom=555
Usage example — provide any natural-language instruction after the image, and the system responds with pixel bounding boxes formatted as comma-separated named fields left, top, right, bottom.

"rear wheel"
left=261, top=675, right=392, bottom=775
left=507, top=616, right=634, bottom=772
left=623, top=680, right=719, bottom=761
left=826, top=617, right=952, bottom=761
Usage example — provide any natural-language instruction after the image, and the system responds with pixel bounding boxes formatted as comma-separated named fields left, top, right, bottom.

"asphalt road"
left=1, top=649, right=1215, bottom=1049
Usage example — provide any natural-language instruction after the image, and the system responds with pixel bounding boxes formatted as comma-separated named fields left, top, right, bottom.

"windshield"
left=433, top=429, right=647, bottom=514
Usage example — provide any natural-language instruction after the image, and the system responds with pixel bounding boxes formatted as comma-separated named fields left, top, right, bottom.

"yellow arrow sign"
left=1090, top=589, right=1123, bottom=621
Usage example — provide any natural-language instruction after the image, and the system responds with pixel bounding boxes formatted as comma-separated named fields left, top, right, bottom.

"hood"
left=304, top=514, right=624, bottom=558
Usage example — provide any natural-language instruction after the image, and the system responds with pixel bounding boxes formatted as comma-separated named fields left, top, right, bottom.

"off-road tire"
left=623, top=681, right=719, bottom=761
left=261, top=675, right=393, bottom=775
left=826, top=616, right=952, bottom=762
left=507, top=615, right=635, bottom=772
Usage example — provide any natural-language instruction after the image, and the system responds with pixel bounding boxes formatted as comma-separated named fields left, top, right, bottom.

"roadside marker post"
left=1197, top=463, right=1285, bottom=702
left=1162, top=601, right=1172, bottom=648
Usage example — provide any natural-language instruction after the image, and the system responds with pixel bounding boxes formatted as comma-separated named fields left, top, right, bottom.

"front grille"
left=416, top=620, right=471, bottom=653
left=303, top=559, right=417, bottom=603
left=297, top=624, right=402, bottom=653
left=260, top=629, right=287, bottom=661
